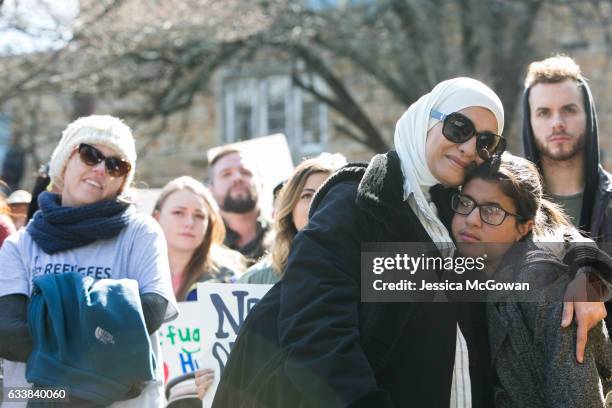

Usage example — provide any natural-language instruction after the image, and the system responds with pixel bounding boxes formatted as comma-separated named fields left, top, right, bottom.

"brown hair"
left=463, top=153, right=572, bottom=238
left=209, top=146, right=242, bottom=168
left=271, top=153, right=346, bottom=277
left=154, top=176, right=235, bottom=300
left=524, top=55, right=584, bottom=88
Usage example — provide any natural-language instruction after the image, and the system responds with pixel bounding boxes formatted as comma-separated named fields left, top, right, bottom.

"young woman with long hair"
left=239, top=153, right=346, bottom=284
left=153, top=176, right=245, bottom=400
left=153, top=176, right=244, bottom=301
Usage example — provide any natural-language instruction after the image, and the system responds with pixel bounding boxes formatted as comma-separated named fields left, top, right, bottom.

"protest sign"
left=132, top=187, right=161, bottom=215
left=197, top=283, right=273, bottom=407
left=159, top=301, right=205, bottom=383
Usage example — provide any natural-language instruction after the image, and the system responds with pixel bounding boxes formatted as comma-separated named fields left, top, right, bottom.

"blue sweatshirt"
left=26, top=272, right=156, bottom=406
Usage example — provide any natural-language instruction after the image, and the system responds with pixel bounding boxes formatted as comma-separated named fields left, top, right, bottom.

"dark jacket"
left=488, top=241, right=612, bottom=407
left=213, top=151, right=493, bottom=408
left=591, top=167, right=612, bottom=243
left=223, top=216, right=272, bottom=265
left=522, top=78, right=612, bottom=331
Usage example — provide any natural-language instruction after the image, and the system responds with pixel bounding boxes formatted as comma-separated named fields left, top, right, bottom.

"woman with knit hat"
left=0, top=115, right=178, bottom=407
left=213, top=78, right=607, bottom=408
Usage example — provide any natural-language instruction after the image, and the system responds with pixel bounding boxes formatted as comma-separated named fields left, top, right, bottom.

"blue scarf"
left=27, top=192, right=134, bottom=254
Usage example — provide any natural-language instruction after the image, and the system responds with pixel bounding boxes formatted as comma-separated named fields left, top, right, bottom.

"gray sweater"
left=487, top=243, right=612, bottom=407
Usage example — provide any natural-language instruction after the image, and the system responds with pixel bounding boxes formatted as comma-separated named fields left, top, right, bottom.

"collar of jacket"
left=311, top=150, right=451, bottom=242
left=599, top=166, right=612, bottom=193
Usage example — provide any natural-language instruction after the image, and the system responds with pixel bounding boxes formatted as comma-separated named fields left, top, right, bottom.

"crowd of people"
left=0, top=55, right=610, bottom=407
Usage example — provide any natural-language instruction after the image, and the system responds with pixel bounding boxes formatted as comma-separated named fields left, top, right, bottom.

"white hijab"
left=394, top=77, right=504, bottom=253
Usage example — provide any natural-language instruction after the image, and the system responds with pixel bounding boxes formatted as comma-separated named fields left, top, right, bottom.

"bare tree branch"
left=286, top=42, right=389, bottom=152
left=1, top=0, right=608, bottom=161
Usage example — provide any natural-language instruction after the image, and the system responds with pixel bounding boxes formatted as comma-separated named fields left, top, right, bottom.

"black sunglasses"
left=77, top=144, right=131, bottom=178
left=430, top=110, right=506, bottom=161
left=451, top=193, right=524, bottom=226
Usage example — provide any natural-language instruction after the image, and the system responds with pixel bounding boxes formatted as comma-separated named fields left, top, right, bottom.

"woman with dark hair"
left=0, top=115, right=178, bottom=407
left=239, top=153, right=346, bottom=284
left=452, top=152, right=612, bottom=406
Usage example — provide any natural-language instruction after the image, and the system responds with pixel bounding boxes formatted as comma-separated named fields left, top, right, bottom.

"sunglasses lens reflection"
left=78, top=144, right=131, bottom=177
left=442, top=113, right=506, bottom=161
left=79, top=145, right=103, bottom=166
left=444, top=114, right=475, bottom=143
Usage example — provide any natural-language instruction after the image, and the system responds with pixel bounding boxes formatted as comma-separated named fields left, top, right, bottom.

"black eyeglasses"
left=451, top=193, right=523, bottom=226
left=430, top=110, right=506, bottom=161
left=77, top=144, right=131, bottom=178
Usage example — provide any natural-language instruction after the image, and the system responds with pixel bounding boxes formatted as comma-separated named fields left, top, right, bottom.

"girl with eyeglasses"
left=451, top=152, right=612, bottom=407
left=0, top=115, right=178, bottom=407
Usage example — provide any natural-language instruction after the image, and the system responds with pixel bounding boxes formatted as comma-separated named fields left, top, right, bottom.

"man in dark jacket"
left=522, top=55, right=612, bottom=330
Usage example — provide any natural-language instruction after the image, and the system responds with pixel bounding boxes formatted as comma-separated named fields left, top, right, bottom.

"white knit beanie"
left=49, top=115, right=137, bottom=189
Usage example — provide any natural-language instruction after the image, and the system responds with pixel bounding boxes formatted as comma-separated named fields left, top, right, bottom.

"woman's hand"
left=562, top=271, right=608, bottom=363
left=194, top=368, right=215, bottom=399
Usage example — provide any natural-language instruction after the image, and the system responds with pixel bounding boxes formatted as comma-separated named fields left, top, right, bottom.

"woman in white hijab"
left=212, top=78, right=604, bottom=408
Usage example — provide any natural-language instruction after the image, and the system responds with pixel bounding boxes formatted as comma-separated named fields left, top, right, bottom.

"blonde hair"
left=154, top=176, right=240, bottom=300
left=271, top=153, right=346, bottom=277
left=524, top=55, right=584, bottom=88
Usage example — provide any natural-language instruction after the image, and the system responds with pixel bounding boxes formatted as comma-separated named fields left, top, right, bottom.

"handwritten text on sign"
left=159, top=301, right=204, bottom=382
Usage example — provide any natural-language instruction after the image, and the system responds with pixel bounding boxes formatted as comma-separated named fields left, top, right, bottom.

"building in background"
left=0, top=0, right=610, bottom=189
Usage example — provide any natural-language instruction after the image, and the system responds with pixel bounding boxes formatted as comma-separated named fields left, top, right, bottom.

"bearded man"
left=522, top=55, right=612, bottom=331
left=209, top=147, right=271, bottom=264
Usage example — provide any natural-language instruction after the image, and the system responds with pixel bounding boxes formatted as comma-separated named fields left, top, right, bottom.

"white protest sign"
left=159, top=301, right=205, bottom=383
left=132, top=188, right=162, bottom=215
left=196, top=283, right=273, bottom=407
